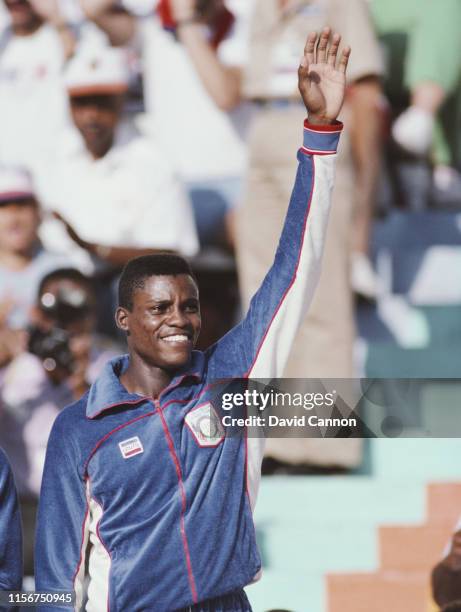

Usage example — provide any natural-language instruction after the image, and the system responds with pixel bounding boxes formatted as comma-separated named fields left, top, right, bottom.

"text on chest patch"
left=119, top=436, right=144, bottom=459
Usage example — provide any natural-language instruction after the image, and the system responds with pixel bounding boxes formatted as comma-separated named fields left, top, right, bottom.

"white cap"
left=64, top=47, right=130, bottom=97
left=0, top=167, right=35, bottom=204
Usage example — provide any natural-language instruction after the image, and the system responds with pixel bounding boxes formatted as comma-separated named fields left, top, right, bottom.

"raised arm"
left=170, top=0, right=242, bottom=111
left=207, top=29, right=350, bottom=380
left=80, top=0, right=136, bottom=46
left=29, top=0, right=76, bottom=59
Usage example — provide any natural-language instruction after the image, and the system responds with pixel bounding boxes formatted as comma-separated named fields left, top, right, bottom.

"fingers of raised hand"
left=316, top=27, right=330, bottom=63
left=338, top=45, right=351, bottom=74
left=302, top=30, right=318, bottom=67
left=327, top=32, right=341, bottom=66
left=301, top=29, right=350, bottom=71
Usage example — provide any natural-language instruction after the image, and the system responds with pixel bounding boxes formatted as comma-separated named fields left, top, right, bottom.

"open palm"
left=298, top=29, right=350, bottom=124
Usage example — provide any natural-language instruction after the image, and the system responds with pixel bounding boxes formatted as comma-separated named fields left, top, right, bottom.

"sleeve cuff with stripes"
left=301, top=119, right=343, bottom=156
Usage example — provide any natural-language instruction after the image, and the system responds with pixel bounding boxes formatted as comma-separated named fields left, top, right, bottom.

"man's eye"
left=150, top=306, right=165, bottom=314
left=185, top=304, right=198, bottom=312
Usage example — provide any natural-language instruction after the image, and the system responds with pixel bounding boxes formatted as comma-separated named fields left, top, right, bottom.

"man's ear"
left=115, top=307, right=130, bottom=334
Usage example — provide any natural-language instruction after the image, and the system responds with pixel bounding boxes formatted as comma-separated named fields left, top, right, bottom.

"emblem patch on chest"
left=119, top=436, right=144, bottom=459
left=185, top=403, right=225, bottom=448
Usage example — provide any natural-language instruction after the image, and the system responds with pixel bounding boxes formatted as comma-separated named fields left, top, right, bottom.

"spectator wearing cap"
left=0, top=0, right=76, bottom=168
left=0, top=166, right=68, bottom=366
left=35, top=45, right=198, bottom=275
left=82, top=0, right=253, bottom=250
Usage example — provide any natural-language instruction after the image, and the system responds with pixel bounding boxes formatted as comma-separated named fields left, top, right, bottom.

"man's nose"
left=80, top=105, right=100, bottom=121
left=166, top=306, right=189, bottom=328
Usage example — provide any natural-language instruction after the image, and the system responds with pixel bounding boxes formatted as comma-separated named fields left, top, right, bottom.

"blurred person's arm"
left=171, top=0, right=241, bottom=111
left=80, top=0, right=136, bottom=46
left=53, top=212, right=175, bottom=267
left=348, top=76, right=383, bottom=253
left=29, top=0, right=76, bottom=58
left=432, top=529, right=461, bottom=607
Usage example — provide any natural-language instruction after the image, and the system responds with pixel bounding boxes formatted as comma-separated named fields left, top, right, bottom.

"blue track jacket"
left=0, top=448, right=22, bottom=595
left=35, top=121, right=343, bottom=611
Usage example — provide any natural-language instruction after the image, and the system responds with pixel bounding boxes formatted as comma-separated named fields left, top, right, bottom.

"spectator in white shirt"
left=81, top=0, right=253, bottom=249
left=36, top=45, right=199, bottom=274
left=0, top=0, right=76, bottom=168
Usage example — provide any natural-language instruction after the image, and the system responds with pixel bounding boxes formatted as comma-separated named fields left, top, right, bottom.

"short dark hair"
left=442, top=602, right=461, bottom=612
left=38, top=267, right=93, bottom=298
left=118, top=254, right=196, bottom=311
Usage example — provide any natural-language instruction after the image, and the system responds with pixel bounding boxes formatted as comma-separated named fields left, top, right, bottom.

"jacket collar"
left=86, top=352, right=205, bottom=419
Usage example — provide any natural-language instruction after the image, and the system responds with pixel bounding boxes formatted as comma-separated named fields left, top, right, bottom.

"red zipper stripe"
left=157, top=405, right=198, bottom=603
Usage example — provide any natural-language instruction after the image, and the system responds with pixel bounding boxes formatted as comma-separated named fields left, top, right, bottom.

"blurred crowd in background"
left=1, top=0, right=461, bottom=585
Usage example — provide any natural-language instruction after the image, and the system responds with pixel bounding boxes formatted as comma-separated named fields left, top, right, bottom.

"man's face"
left=116, top=275, right=201, bottom=372
left=70, top=94, right=122, bottom=159
left=0, top=199, right=39, bottom=255
left=4, top=0, right=39, bottom=30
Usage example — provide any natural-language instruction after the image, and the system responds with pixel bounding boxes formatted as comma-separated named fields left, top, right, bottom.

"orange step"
left=326, top=571, right=429, bottom=612
left=427, top=482, right=461, bottom=525
left=379, top=524, right=453, bottom=572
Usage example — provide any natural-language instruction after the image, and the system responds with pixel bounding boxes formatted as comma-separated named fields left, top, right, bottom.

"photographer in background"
left=0, top=267, right=118, bottom=573
left=0, top=166, right=69, bottom=368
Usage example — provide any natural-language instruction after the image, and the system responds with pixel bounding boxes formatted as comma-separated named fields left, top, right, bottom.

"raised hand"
left=298, top=28, right=350, bottom=125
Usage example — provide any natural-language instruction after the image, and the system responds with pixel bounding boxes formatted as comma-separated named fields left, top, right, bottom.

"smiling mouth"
left=161, top=334, right=191, bottom=346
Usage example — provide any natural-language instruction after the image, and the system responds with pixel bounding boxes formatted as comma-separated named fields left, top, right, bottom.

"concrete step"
left=427, top=482, right=461, bottom=525
left=358, top=304, right=461, bottom=347
left=247, top=568, right=324, bottom=612
left=373, top=211, right=461, bottom=251
left=379, top=524, right=452, bottom=572
left=365, top=345, right=461, bottom=377
left=257, top=519, right=377, bottom=573
left=327, top=571, right=429, bottom=612
left=255, top=476, right=425, bottom=523
left=371, top=439, right=461, bottom=479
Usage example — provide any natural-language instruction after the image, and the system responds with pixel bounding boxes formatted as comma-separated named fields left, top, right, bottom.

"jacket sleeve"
left=207, top=120, right=343, bottom=380
left=35, top=416, right=89, bottom=612
left=0, top=448, right=22, bottom=593
left=206, top=120, right=343, bottom=509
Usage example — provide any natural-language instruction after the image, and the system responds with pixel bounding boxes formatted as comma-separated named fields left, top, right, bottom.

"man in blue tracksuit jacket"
left=35, top=30, right=350, bottom=611
left=0, top=448, right=22, bottom=597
